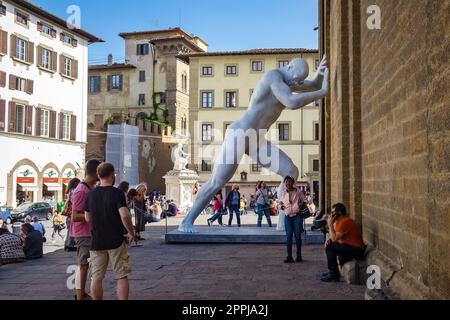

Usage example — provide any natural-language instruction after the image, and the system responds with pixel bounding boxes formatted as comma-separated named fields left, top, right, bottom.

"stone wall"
left=323, top=0, right=449, bottom=299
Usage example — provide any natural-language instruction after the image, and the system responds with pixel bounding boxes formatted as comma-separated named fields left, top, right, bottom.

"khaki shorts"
left=75, top=237, right=91, bottom=265
left=90, top=243, right=131, bottom=281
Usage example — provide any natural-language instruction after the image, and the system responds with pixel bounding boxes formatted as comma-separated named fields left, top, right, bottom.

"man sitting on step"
left=322, top=203, right=366, bottom=282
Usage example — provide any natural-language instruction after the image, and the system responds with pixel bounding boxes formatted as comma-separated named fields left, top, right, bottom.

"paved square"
left=0, top=215, right=365, bottom=300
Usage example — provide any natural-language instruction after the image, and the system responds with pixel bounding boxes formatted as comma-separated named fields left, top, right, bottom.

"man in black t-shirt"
left=84, top=163, right=137, bottom=300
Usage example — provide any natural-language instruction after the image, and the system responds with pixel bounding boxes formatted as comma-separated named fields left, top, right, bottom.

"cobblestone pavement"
left=0, top=214, right=366, bottom=300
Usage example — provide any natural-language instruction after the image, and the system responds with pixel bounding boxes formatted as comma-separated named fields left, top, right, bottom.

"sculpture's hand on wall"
left=321, top=68, right=329, bottom=96
left=318, top=54, right=328, bottom=76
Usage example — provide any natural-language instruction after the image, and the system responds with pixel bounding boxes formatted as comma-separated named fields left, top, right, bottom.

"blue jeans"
left=209, top=211, right=223, bottom=225
left=257, top=203, right=273, bottom=227
left=285, top=215, right=303, bottom=258
left=228, top=205, right=241, bottom=226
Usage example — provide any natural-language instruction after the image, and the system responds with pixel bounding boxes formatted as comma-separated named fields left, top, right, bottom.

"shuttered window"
left=16, top=11, right=28, bottom=26
left=9, top=74, right=33, bottom=94
left=0, top=71, right=6, bottom=87
left=11, top=35, right=33, bottom=64
left=64, top=57, right=72, bottom=76
left=42, top=48, right=51, bottom=69
left=61, top=33, right=76, bottom=47
left=16, top=38, right=26, bottom=61
left=0, top=30, right=7, bottom=55
left=0, top=99, right=5, bottom=132
left=108, top=74, right=123, bottom=91
left=111, top=75, right=121, bottom=89
left=60, top=55, right=78, bottom=79
left=89, top=76, right=101, bottom=93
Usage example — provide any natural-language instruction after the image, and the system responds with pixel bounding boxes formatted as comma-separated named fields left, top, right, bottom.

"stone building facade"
left=320, top=0, right=449, bottom=299
left=0, top=0, right=101, bottom=206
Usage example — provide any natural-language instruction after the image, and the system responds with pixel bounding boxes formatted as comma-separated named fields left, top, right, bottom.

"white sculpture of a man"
left=179, top=56, right=329, bottom=233
left=172, top=143, right=190, bottom=171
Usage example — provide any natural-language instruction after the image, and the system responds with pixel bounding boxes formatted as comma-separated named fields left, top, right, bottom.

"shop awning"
left=45, top=184, right=63, bottom=192
left=43, top=178, right=62, bottom=191
left=17, top=185, right=39, bottom=191
left=17, top=177, right=38, bottom=190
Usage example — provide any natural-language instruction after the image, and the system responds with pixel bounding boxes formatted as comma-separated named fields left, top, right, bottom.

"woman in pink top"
left=278, top=176, right=307, bottom=263
left=208, top=191, right=225, bottom=227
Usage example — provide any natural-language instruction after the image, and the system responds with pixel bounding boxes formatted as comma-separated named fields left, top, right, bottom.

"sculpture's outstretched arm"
left=271, top=68, right=329, bottom=110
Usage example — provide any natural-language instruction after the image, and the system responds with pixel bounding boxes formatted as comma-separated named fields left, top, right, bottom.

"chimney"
left=107, top=54, right=113, bottom=66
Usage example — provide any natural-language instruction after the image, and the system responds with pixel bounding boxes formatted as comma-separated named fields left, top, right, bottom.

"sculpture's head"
left=284, top=58, right=309, bottom=87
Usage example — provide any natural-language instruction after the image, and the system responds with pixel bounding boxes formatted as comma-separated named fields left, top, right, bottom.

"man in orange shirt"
left=321, top=203, right=366, bottom=282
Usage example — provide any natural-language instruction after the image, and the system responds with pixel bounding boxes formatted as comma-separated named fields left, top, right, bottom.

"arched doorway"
left=8, top=160, right=40, bottom=208
left=41, top=164, right=61, bottom=205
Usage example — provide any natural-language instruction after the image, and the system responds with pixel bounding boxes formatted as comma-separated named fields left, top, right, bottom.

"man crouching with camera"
left=321, top=203, right=366, bottom=283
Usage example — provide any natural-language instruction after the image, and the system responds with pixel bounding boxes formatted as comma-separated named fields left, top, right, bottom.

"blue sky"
left=32, top=0, right=318, bottom=64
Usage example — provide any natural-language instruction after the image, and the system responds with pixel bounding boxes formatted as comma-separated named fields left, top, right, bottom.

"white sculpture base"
left=163, top=170, right=199, bottom=213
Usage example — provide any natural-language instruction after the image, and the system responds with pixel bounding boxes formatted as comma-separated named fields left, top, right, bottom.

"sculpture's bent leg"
left=247, top=138, right=299, bottom=195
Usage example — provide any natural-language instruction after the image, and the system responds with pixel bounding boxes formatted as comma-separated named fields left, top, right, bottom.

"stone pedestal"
left=163, top=169, right=199, bottom=213
left=165, top=226, right=325, bottom=244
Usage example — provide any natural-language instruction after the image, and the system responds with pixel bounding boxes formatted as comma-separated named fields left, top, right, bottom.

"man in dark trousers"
left=322, top=203, right=366, bottom=282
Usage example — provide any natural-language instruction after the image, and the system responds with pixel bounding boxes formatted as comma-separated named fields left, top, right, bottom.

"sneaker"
left=322, top=271, right=331, bottom=277
left=295, top=256, right=303, bottom=263
left=321, top=273, right=340, bottom=283
left=207, top=219, right=212, bottom=227
left=284, top=257, right=294, bottom=264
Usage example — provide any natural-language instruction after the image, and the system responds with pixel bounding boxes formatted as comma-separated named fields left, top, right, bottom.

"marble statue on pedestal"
left=164, top=142, right=199, bottom=213
left=179, top=55, right=330, bottom=233
left=172, top=143, right=190, bottom=171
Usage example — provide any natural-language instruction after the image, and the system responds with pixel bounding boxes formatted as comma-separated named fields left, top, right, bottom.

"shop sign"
left=62, top=168, right=77, bottom=184
left=17, top=165, right=36, bottom=184
left=43, top=168, right=59, bottom=184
